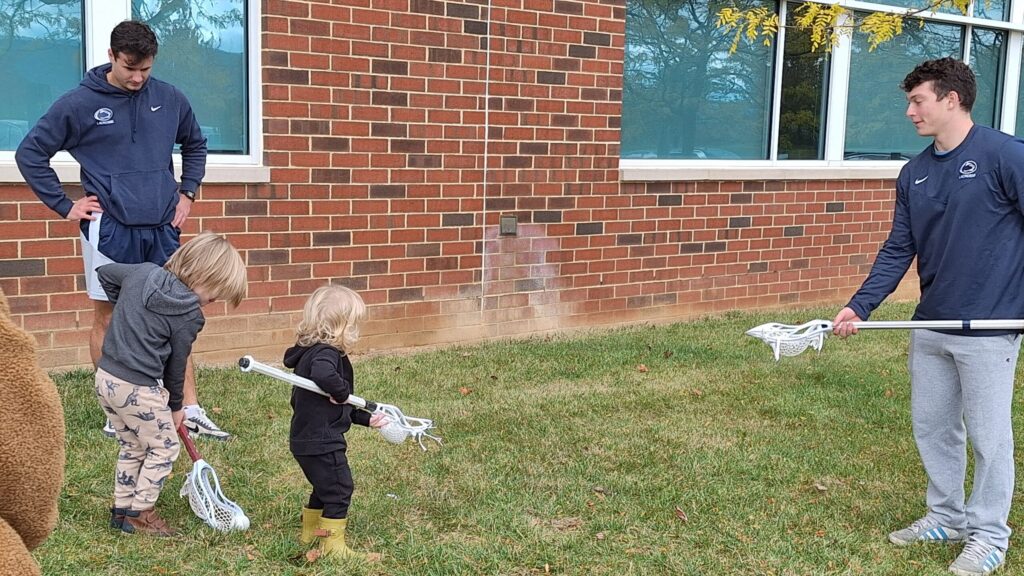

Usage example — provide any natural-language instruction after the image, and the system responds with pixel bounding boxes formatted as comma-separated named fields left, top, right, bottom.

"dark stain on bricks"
left=407, top=243, right=441, bottom=257
left=311, top=169, right=351, bottom=184
left=534, top=211, right=562, bottom=223
left=390, top=287, right=423, bottom=302
left=443, top=213, right=475, bottom=227
left=248, top=250, right=289, bottom=265
left=369, top=185, right=406, bottom=198
left=312, top=232, right=352, bottom=246
left=576, top=222, right=603, bottom=235
left=353, top=260, right=388, bottom=275
left=515, top=278, right=544, bottom=292
left=0, top=259, right=44, bottom=278
left=226, top=201, right=268, bottom=216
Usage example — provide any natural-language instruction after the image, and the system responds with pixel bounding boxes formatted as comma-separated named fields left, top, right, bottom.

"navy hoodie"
left=283, top=343, right=372, bottom=456
left=15, top=63, right=206, bottom=227
left=847, top=125, right=1024, bottom=335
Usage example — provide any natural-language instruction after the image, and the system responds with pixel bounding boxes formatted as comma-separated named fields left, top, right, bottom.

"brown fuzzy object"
left=0, top=288, right=65, bottom=576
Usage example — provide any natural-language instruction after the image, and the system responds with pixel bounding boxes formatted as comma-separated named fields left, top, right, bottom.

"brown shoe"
left=121, top=508, right=176, bottom=537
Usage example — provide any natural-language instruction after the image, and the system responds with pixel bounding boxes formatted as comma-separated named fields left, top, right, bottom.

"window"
left=0, top=1, right=84, bottom=150
left=622, top=0, right=1024, bottom=176
left=0, top=0, right=259, bottom=170
left=134, top=0, right=248, bottom=154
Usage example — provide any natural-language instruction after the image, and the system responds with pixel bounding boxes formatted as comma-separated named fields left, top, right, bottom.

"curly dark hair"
left=900, top=57, right=976, bottom=112
left=110, top=20, right=158, bottom=63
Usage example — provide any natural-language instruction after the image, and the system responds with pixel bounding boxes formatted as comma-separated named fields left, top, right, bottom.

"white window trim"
left=0, top=0, right=267, bottom=184
left=621, top=0, right=1024, bottom=182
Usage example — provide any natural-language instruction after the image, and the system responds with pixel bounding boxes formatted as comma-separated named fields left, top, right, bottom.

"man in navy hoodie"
left=15, top=20, right=231, bottom=440
left=833, top=58, right=1024, bottom=576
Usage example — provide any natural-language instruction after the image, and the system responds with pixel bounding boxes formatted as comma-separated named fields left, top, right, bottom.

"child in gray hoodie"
left=94, top=231, right=246, bottom=536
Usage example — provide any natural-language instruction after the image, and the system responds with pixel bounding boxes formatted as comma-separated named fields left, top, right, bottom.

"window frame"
left=0, top=0, right=266, bottom=184
left=620, top=0, right=1024, bottom=181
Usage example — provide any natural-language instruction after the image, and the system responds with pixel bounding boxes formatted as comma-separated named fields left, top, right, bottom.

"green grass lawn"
left=35, top=302, right=1024, bottom=575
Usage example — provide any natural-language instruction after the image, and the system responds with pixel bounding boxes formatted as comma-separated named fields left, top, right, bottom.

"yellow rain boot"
left=316, top=517, right=365, bottom=560
left=299, top=507, right=322, bottom=546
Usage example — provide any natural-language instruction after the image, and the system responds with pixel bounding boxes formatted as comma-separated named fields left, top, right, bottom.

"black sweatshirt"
left=283, top=343, right=371, bottom=456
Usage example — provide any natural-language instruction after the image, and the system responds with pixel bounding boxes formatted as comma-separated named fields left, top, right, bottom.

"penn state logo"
left=94, top=108, right=114, bottom=125
left=959, top=160, right=977, bottom=179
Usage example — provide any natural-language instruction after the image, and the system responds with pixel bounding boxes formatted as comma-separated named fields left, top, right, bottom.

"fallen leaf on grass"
left=596, top=532, right=605, bottom=540
left=366, top=552, right=383, bottom=562
left=674, top=506, right=688, bottom=523
left=459, top=386, right=472, bottom=395
left=884, top=389, right=894, bottom=398
left=636, top=364, right=648, bottom=373
left=305, top=549, right=322, bottom=563
left=814, top=482, right=828, bottom=492
left=690, top=388, right=704, bottom=397
left=211, top=406, right=223, bottom=414
left=815, top=529, right=826, bottom=537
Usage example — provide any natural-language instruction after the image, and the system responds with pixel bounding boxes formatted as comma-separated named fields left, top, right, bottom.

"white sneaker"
left=889, top=516, right=965, bottom=546
left=183, top=407, right=231, bottom=440
left=949, top=537, right=1005, bottom=575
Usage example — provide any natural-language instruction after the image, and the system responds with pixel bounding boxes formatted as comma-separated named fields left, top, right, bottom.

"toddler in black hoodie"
left=283, top=284, right=386, bottom=559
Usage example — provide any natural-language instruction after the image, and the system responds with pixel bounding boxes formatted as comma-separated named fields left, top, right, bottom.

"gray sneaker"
left=183, top=407, right=231, bottom=441
left=102, top=419, right=116, bottom=438
left=949, top=538, right=1005, bottom=576
left=889, top=516, right=965, bottom=546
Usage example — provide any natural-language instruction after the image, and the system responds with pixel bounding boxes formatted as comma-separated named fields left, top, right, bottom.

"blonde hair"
left=295, top=285, right=367, bottom=352
left=164, top=230, right=247, bottom=308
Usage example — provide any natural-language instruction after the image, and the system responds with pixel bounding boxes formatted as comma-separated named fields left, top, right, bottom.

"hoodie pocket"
left=107, top=170, right=178, bottom=227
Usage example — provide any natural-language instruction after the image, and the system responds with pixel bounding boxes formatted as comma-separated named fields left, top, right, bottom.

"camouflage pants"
left=94, top=368, right=180, bottom=510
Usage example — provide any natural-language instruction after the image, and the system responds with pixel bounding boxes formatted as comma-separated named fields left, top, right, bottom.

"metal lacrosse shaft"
left=237, top=355, right=375, bottom=411
left=846, top=320, right=1024, bottom=330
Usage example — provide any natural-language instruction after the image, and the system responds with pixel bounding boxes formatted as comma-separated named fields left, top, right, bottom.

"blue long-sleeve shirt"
left=15, top=64, right=206, bottom=227
left=848, top=125, right=1024, bottom=335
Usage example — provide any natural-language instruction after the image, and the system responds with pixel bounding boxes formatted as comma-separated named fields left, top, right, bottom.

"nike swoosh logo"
left=915, top=176, right=928, bottom=184
left=150, top=106, right=162, bottom=112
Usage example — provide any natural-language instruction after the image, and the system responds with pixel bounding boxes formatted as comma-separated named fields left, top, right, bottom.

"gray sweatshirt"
left=97, top=263, right=205, bottom=411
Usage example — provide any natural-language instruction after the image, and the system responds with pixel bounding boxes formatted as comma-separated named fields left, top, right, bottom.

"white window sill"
left=619, top=160, right=904, bottom=182
left=0, top=159, right=270, bottom=184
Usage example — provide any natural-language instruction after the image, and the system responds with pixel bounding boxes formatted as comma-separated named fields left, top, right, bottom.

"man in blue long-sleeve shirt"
left=833, top=58, right=1024, bottom=576
left=15, top=20, right=230, bottom=441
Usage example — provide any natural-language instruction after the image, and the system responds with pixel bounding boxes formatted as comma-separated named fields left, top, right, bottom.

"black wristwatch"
left=180, top=189, right=196, bottom=202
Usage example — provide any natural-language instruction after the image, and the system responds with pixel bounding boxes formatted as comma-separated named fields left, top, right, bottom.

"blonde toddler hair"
left=295, top=285, right=367, bottom=352
left=164, top=230, right=247, bottom=308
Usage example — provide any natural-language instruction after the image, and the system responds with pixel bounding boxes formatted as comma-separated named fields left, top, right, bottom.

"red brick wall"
left=0, top=0, right=915, bottom=370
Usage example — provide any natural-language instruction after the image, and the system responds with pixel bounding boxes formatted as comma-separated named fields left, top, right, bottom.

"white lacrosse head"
left=374, top=403, right=442, bottom=450
left=746, top=320, right=831, bottom=360
left=180, top=460, right=249, bottom=532
left=379, top=422, right=410, bottom=444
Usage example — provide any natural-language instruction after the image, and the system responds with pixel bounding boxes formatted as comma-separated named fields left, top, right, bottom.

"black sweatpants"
left=294, top=449, right=354, bottom=519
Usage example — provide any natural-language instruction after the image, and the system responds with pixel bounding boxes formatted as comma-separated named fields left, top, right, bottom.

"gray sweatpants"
left=908, top=330, right=1021, bottom=550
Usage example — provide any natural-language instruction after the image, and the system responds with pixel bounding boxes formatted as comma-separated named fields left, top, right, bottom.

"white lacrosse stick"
left=176, top=425, right=250, bottom=531
left=746, top=318, right=1024, bottom=360
left=237, top=356, right=442, bottom=450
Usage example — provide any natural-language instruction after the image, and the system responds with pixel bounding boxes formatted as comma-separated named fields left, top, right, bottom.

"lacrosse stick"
left=237, top=355, right=442, bottom=450
left=747, top=319, right=1024, bottom=360
left=176, top=425, right=250, bottom=531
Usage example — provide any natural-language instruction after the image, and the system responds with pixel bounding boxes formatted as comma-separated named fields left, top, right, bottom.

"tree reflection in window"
left=133, top=0, right=247, bottom=154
